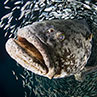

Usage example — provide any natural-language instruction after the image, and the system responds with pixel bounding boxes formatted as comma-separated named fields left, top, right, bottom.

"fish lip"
left=17, top=35, right=50, bottom=72
left=6, top=37, right=49, bottom=75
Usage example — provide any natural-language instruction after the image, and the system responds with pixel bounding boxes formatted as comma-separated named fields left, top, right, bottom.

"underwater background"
left=0, top=0, right=97, bottom=97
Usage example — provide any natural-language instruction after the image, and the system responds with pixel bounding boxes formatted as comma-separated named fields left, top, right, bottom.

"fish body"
left=6, top=19, right=93, bottom=80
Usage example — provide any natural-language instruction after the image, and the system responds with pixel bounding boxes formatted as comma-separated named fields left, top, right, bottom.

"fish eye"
left=59, top=34, right=65, bottom=41
left=48, top=28, right=55, bottom=33
left=56, top=32, right=65, bottom=41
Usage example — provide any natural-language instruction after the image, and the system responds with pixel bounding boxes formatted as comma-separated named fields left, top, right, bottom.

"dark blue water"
left=0, top=0, right=97, bottom=97
left=0, top=0, right=35, bottom=97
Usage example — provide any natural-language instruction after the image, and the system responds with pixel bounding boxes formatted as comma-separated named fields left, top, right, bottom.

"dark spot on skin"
left=62, top=48, right=71, bottom=65
left=65, top=33, right=71, bottom=41
left=78, top=50, right=80, bottom=54
left=80, top=57, right=83, bottom=61
left=38, top=23, right=44, bottom=27
left=64, top=65, right=69, bottom=73
left=54, top=55, right=62, bottom=75
left=73, top=38, right=83, bottom=48
left=65, top=42, right=68, bottom=45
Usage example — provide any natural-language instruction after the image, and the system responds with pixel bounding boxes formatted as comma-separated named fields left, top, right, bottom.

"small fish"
left=5, top=19, right=95, bottom=81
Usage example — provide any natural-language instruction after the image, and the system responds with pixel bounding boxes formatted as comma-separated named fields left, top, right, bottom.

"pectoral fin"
left=74, top=65, right=97, bottom=81
left=74, top=72, right=84, bottom=82
left=82, top=65, right=97, bottom=76
left=86, top=33, right=93, bottom=41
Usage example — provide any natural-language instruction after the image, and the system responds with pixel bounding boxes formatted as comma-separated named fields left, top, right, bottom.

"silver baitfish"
left=6, top=19, right=95, bottom=81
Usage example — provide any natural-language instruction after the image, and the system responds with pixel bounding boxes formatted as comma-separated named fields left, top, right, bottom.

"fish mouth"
left=6, top=28, right=55, bottom=78
left=15, top=36, right=49, bottom=73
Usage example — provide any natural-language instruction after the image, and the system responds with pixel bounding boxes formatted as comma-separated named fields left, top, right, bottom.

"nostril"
left=48, top=28, right=55, bottom=33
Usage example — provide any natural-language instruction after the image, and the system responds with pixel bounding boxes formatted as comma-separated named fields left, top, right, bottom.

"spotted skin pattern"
left=6, top=20, right=92, bottom=79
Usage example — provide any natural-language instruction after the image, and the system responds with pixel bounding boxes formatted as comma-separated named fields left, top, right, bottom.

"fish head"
left=5, top=20, right=92, bottom=79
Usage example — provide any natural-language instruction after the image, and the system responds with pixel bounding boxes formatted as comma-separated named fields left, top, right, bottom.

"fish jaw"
left=5, top=38, right=48, bottom=75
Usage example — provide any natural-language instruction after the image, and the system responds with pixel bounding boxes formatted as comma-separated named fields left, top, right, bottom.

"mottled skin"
left=6, top=20, right=92, bottom=80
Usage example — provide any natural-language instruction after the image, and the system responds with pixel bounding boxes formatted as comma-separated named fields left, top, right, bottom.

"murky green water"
left=0, top=0, right=97, bottom=97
